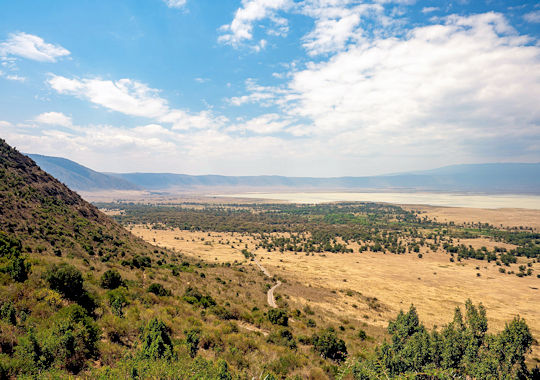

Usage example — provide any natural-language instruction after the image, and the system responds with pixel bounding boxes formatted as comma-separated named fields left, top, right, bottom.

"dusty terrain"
left=405, top=205, right=540, bottom=231
left=129, top=224, right=540, bottom=359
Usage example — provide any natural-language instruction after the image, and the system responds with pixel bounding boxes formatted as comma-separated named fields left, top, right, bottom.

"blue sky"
left=1, top=0, right=539, bottom=176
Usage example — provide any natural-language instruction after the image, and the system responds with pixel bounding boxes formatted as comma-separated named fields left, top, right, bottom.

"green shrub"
left=268, top=309, right=288, bottom=326
left=16, top=305, right=99, bottom=374
left=131, top=255, right=151, bottom=269
left=0, top=233, right=30, bottom=282
left=100, top=269, right=123, bottom=289
left=185, top=328, right=201, bottom=358
left=183, top=287, right=216, bottom=308
left=0, top=302, right=16, bottom=325
left=267, top=328, right=297, bottom=349
left=46, top=304, right=100, bottom=373
left=148, top=283, right=171, bottom=296
left=311, top=330, right=347, bottom=362
left=357, top=329, right=367, bottom=340
left=107, top=288, right=128, bottom=317
left=45, top=263, right=85, bottom=301
left=140, top=318, right=174, bottom=360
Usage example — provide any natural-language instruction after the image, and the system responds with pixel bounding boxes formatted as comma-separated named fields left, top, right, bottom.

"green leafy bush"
left=107, top=288, right=128, bottom=317
left=148, top=283, right=171, bottom=296
left=16, top=305, right=99, bottom=374
left=185, top=328, right=200, bottom=358
left=140, top=318, right=174, bottom=360
left=45, top=263, right=85, bottom=301
left=183, top=287, right=216, bottom=308
left=311, top=329, right=347, bottom=362
left=100, top=269, right=123, bottom=289
left=268, top=309, right=288, bottom=326
left=0, top=233, right=30, bottom=282
left=0, top=302, right=16, bottom=325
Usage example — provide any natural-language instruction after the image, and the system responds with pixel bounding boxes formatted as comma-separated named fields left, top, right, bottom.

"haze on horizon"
left=1, top=0, right=539, bottom=177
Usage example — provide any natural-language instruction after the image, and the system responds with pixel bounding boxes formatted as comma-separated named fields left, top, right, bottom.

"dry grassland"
left=129, top=224, right=540, bottom=359
left=405, top=205, right=540, bottom=231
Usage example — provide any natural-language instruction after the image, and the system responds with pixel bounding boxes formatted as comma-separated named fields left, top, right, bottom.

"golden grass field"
left=127, top=205, right=540, bottom=360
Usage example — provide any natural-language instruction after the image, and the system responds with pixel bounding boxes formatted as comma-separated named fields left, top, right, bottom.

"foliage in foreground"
left=350, top=300, right=538, bottom=379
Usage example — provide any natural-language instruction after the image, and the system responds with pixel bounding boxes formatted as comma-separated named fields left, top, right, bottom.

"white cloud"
left=0, top=120, right=12, bottom=128
left=47, top=76, right=169, bottom=118
left=228, top=78, right=289, bottom=107
left=285, top=13, right=540, bottom=152
left=524, top=10, right=540, bottom=23
left=163, top=0, right=187, bottom=8
left=35, top=112, right=72, bottom=127
left=422, top=7, right=439, bottom=13
left=0, top=32, right=70, bottom=62
left=223, top=12, right=540, bottom=173
left=47, top=75, right=227, bottom=131
left=218, top=0, right=293, bottom=47
left=227, top=113, right=290, bottom=134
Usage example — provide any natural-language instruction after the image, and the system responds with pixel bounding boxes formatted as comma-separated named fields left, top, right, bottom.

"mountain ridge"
left=25, top=153, right=540, bottom=194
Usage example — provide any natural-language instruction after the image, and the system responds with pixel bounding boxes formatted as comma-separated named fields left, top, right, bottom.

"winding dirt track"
left=254, top=258, right=281, bottom=308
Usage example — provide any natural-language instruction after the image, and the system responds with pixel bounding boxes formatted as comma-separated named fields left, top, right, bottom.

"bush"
left=268, top=309, right=288, bottom=326
left=46, top=305, right=100, bottom=373
left=267, top=328, right=297, bottom=349
left=185, top=328, right=200, bottom=358
left=107, top=288, right=128, bottom=317
left=357, top=329, right=367, bottom=340
left=140, top=318, right=174, bottom=360
left=183, top=287, right=216, bottom=308
left=311, top=330, right=347, bottom=362
left=0, top=233, right=30, bottom=282
left=45, top=263, right=85, bottom=301
left=100, top=269, right=123, bottom=289
left=0, top=302, right=16, bottom=325
left=16, top=305, right=100, bottom=374
left=131, top=255, right=151, bottom=269
left=148, top=283, right=171, bottom=296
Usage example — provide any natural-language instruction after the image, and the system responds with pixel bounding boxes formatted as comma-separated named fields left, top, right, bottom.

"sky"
left=0, top=0, right=539, bottom=177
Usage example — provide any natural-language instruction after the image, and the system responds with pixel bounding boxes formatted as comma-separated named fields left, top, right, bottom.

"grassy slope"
left=0, top=139, right=359, bottom=379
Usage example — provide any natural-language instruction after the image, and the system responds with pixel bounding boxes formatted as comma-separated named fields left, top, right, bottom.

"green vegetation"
left=349, top=301, right=538, bottom=379
left=0, top=139, right=538, bottom=378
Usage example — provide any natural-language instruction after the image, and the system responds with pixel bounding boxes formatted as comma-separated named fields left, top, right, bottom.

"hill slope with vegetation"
left=0, top=139, right=538, bottom=379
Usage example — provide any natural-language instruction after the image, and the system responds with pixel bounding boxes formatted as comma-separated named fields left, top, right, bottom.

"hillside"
left=27, top=154, right=140, bottom=191
left=0, top=143, right=148, bottom=258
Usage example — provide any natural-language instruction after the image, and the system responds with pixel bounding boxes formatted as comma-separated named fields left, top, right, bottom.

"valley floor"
left=129, top=224, right=540, bottom=361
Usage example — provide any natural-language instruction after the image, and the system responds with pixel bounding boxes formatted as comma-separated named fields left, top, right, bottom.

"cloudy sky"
left=1, top=0, right=539, bottom=176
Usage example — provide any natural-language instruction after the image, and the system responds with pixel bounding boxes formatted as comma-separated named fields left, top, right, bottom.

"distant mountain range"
left=27, top=154, right=140, bottom=191
left=28, top=153, right=540, bottom=194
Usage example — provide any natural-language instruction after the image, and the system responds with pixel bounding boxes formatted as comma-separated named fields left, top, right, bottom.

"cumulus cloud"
left=218, top=0, right=293, bottom=47
left=35, top=112, right=72, bottom=127
left=47, top=76, right=169, bottom=118
left=0, top=32, right=70, bottom=62
left=47, top=75, right=227, bottom=131
left=226, top=12, right=540, bottom=172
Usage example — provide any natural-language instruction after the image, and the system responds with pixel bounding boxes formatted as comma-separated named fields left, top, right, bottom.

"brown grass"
left=129, top=224, right=540, bottom=359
